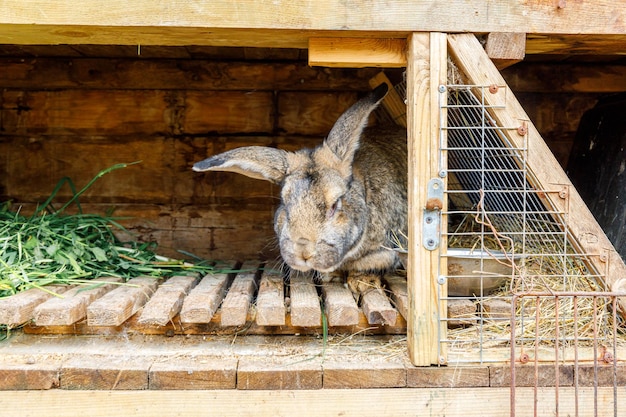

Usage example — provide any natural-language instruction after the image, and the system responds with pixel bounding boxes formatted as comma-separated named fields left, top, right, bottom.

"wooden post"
left=406, top=32, right=447, bottom=366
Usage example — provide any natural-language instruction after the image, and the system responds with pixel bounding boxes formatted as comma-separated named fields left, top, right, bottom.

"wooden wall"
left=0, top=45, right=616, bottom=262
left=0, top=49, right=382, bottom=261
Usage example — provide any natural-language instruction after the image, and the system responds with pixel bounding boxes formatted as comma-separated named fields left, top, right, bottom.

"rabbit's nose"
left=296, top=238, right=315, bottom=260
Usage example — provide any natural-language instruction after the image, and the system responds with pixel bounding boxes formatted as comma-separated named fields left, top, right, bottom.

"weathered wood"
left=277, top=91, right=358, bottom=136
left=321, top=281, right=359, bottom=327
left=0, top=90, right=274, bottom=135
left=0, top=58, right=379, bottom=91
left=322, top=358, right=406, bottom=388
left=448, top=33, right=626, bottom=310
left=179, top=269, right=235, bottom=324
left=255, top=273, right=286, bottom=326
left=384, top=275, right=409, bottom=320
left=447, top=299, right=478, bottom=327
left=0, top=285, right=71, bottom=327
left=0, top=361, right=62, bottom=390
left=288, top=273, right=321, bottom=327
left=484, top=32, right=526, bottom=70
left=4, top=387, right=626, bottom=417
left=33, top=277, right=123, bottom=326
left=308, top=38, right=406, bottom=68
left=503, top=64, right=626, bottom=93
left=360, top=289, right=398, bottom=326
left=406, top=32, right=448, bottom=366
left=237, top=356, right=323, bottom=390
left=220, top=271, right=258, bottom=327
left=149, top=357, right=238, bottom=390
left=137, top=275, right=198, bottom=326
left=406, top=366, right=490, bottom=388
left=61, top=355, right=152, bottom=390
left=87, top=277, right=159, bottom=326
left=3, top=1, right=626, bottom=50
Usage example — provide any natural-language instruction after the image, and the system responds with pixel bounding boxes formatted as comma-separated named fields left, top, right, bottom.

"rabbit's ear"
left=322, top=83, right=389, bottom=166
left=193, top=147, right=289, bottom=184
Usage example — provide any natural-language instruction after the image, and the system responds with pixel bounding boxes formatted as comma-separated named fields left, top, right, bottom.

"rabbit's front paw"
left=346, top=272, right=382, bottom=295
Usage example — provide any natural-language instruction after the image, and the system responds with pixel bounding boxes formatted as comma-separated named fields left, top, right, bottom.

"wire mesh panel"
left=437, top=85, right=620, bottom=365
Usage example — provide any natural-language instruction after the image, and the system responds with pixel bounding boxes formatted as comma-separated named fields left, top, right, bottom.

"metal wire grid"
left=436, top=85, right=613, bottom=364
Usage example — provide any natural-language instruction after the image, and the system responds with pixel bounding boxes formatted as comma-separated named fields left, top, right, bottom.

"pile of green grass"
left=0, top=163, right=214, bottom=299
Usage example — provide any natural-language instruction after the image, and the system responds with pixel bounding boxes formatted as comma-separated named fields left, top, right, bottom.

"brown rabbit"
left=193, top=84, right=407, bottom=294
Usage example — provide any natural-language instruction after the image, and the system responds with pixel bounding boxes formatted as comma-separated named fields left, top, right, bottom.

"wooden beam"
left=308, top=38, right=406, bottom=68
left=406, top=32, right=447, bottom=367
left=484, top=32, right=526, bottom=70
left=2, top=387, right=625, bottom=417
left=526, top=34, right=626, bottom=55
left=2, top=1, right=626, bottom=50
left=447, top=33, right=626, bottom=302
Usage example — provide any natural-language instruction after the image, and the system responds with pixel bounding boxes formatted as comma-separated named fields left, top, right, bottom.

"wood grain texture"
left=220, top=272, right=258, bottom=327
left=2, top=1, right=626, bottom=50
left=2, top=387, right=625, bottom=417
left=255, top=273, right=286, bottom=326
left=322, top=358, right=406, bottom=388
left=137, top=275, right=198, bottom=326
left=406, top=32, right=448, bottom=366
left=237, top=356, right=323, bottom=390
left=360, top=289, right=397, bottom=326
left=0, top=285, right=71, bottom=327
left=179, top=270, right=235, bottom=324
left=321, top=281, right=359, bottom=327
left=148, top=357, right=237, bottom=390
left=33, top=277, right=123, bottom=326
left=61, top=355, right=152, bottom=390
left=308, top=38, right=406, bottom=68
left=86, top=277, right=159, bottom=326
left=485, top=32, right=526, bottom=70
left=289, top=273, right=322, bottom=327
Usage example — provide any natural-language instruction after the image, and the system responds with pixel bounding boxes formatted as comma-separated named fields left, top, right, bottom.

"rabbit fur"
left=193, top=83, right=407, bottom=294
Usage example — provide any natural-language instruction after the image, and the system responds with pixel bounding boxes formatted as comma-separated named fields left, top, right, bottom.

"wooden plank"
left=322, top=357, right=406, bottom=388
left=149, top=357, right=238, bottom=390
left=179, top=263, right=239, bottom=324
left=484, top=32, right=526, bottom=70
left=503, top=63, right=626, bottom=93
left=308, top=38, right=406, bottom=68
left=137, top=275, right=198, bottom=326
left=360, top=289, right=397, bottom=326
left=321, top=281, right=359, bottom=327
left=86, top=277, right=159, bottom=326
left=0, top=90, right=273, bottom=136
left=526, top=34, right=626, bottom=55
left=288, top=273, right=321, bottom=327
left=384, top=275, right=409, bottom=320
left=0, top=285, right=71, bottom=327
left=220, top=271, right=258, bottom=327
left=237, top=356, right=323, bottom=390
left=61, top=355, right=152, bottom=390
left=3, top=387, right=625, bottom=417
left=33, top=277, right=123, bottom=326
left=0, top=58, right=379, bottom=91
left=407, top=366, right=490, bottom=388
left=448, top=33, right=626, bottom=306
left=406, top=32, right=448, bottom=366
left=255, top=273, right=286, bottom=326
left=3, top=2, right=626, bottom=49
left=0, top=361, right=62, bottom=390
left=277, top=91, right=358, bottom=136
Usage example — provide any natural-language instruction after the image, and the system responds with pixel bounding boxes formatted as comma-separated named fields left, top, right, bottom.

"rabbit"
left=193, top=83, right=407, bottom=295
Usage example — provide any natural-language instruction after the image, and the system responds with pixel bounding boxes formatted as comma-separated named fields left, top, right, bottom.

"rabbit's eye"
left=326, top=198, right=342, bottom=219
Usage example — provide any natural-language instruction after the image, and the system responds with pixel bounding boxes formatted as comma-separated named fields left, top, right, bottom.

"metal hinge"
left=423, top=178, right=443, bottom=251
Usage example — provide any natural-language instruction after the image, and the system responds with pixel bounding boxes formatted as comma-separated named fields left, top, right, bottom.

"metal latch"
left=423, top=178, right=443, bottom=250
